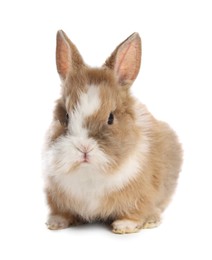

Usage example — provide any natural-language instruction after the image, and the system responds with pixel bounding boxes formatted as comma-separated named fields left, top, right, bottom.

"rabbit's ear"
left=104, top=33, right=141, bottom=86
left=56, top=30, right=84, bottom=80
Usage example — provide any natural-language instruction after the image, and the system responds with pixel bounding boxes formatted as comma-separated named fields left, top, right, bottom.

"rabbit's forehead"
left=65, top=82, right=116, bottom=115
left=75, top=85, right=100, bottom=116
left=66, top=85, right=101, bottom=116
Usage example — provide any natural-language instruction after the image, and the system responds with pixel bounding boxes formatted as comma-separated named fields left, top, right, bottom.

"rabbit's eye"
left=107, top=113, right=114, bottom=125
left=66, top=113, right=69, bottom=123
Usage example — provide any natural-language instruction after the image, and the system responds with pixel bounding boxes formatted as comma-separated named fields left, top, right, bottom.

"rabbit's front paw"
left=112, top=219, right=142, bottom=234
left=46, top=215, right=70, bottom=230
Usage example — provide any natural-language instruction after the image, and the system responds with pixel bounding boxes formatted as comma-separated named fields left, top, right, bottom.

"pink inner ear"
left=56, top=32, right=71, bottom=79
left=115, top=36, right=141, bottom=84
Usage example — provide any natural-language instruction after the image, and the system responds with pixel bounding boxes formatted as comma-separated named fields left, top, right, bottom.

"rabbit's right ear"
left=56, top=30, right=84, bottom=80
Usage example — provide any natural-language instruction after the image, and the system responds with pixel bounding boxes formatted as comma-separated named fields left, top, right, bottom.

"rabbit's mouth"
left=80, top=154, right=90, bottom=164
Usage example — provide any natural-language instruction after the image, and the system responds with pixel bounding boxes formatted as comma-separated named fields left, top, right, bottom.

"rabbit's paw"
left=143, top=215, right=161, bottom=229
left=112, top=219, right=142, bottom=234
left=46, top=215, right=70, bottom=230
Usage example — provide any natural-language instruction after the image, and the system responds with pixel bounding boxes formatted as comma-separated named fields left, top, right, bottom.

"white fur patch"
left=68, top=85, right=100, bottom=137
left=44, top=135, right=110, bottom=175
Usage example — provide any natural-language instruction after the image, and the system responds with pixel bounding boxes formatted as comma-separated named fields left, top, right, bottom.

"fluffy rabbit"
left=43, top=30, right=182, bottom=234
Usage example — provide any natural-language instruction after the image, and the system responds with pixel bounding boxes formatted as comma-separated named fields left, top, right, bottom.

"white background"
left=0, top=0, right=211, bottom=259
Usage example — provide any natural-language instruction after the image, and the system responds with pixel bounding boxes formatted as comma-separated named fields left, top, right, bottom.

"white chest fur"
left=47, top=148, right=146, bottom=220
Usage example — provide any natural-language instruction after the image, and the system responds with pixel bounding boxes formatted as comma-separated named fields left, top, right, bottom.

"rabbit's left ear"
left=104, top=33, right=141, bottom=86
left=56, top=30, right=84, bottom=80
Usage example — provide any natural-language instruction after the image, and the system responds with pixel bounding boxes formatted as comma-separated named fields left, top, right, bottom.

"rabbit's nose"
left=76, top=144, right=94, bottom=154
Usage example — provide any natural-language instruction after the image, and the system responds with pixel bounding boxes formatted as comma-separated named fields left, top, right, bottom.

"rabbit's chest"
left=53, top=156, right=142, bottom=220
left=55, top=168, right=110, bottom=219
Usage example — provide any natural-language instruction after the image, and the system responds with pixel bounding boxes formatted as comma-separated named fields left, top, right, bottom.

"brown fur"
left=43, top=30, right=183, bottom=233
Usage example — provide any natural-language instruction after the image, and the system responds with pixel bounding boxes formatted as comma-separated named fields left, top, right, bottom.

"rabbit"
left=43, top=30, right=183, bottom=234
